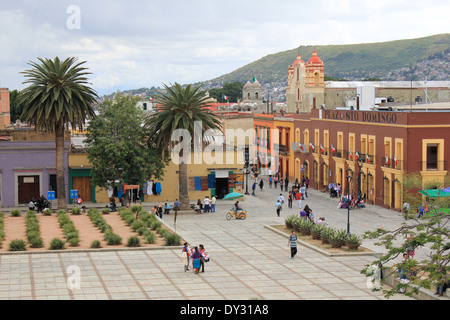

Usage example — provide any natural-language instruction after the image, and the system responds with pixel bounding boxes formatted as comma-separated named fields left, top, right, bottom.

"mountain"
left=203, top=33, right=450, bottom=87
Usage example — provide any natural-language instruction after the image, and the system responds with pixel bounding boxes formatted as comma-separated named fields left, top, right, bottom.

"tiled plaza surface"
left=0, top=184, right=420, bottom=300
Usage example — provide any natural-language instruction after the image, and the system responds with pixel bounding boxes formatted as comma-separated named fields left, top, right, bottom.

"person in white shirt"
left=204, top=196, right=211, bottom=213
left=211, top=196, right=216, bottom=213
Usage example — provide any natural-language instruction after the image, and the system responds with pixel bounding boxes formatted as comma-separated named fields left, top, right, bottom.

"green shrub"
left=0, top=212, right=4, bottom=243
left=49, top=238, right=66, bottom=250
left=104, top=231, right=122, bottom=245
left=127, top=236, right=141, bottom=247
left=144, top=231, right=157, bottom=244
left=164, top=232, right=181, bottom=246
left=311, top=224, right=325, bottom=240
left=151, top=221, right=161, bottom=230
left=11, top=209, right=21, bottom=217
left=57, top=210, right=80, bottom=245
left=90, top=240, right=102, bottom=249
left=329, top=229, right=348, bottom=248
left=71, top=208, right=81, bottom=215
left=321, top=227, right=335, bottom=244
left=101, top=208, right=110, bottom=214
left=68, top=237, right=80, bottom=247
left=28, top=232, right=44, bottom=248
left=9, top=239, right=27, bottom=251
left=131, top=220, right=145, bottom=232
left=131, top=205, right=142, bottom=215
left=43, top=209, right=52, bottom=216
left=285, top=215, right=297, bottom=229
left=25, top=211, right=43, bottom=248
left=345, top=234, right=362, bottom=250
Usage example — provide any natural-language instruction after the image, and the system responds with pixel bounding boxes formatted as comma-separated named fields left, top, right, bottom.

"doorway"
left=18, top=175, right=40, bottom=204
left=72, top=176, right=93, bottom=201
left=215, top=178, right=229, bottom=199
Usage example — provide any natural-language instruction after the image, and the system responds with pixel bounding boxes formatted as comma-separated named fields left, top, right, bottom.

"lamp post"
left=244, top=167, right=250, bottom=195
left=346, top=173, right=353, bottom=235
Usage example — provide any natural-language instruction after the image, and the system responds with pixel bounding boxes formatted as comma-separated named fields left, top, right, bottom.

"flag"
left=222, top=94, right=229, bottom=101
left=331, top=145, right=336, bottom=153
left=394, top=155, right=398, bottom=166
left=320, top=144, right=325, bottom=153
left=299, top=143, right=304, bottom=152
left=385, top=155, right=390, bottom=166
left=349, top=151, right=353, bottom=160
left=355, top=150, right=360, bottom=161
left=253, top=77, right=258, bottom=83
left=366, top=154, right=370, bottom=163
left=309, top=142, right=315, bottom=150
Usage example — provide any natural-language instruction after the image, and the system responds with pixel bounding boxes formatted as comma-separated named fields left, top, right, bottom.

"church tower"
left=286, top=54, right=306, bottom=113
left=286, top=50, right=325, bottom=113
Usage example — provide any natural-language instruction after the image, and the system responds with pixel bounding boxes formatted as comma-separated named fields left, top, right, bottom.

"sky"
left=0, top=0, right=449, bottom=96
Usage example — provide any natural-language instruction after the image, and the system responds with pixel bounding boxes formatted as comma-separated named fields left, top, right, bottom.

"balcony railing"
left=381, top=157, right=403, bottom=170
left=421, top=161, right=448, bottom=171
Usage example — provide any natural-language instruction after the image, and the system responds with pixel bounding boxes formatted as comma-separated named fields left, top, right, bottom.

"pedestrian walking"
left=259, top=179, right=264, bottom=191
left=182, top=242, right=191, bottom=272
left=252, top=182, right=256, bottom=196
left=211, top=196, right=216, bottom=213
left=274, top=176, right=278, bottom=189
left=269, top=176, right=273, bottom=188
left=288, top=191, right=293, bottom=209
left=280, top=178, right=284, bottom=190
left=288, top=231, right=298, bottom=259
left=276, top=200, right=282, bottom=217
left=285, top=177, right=289, bottom=192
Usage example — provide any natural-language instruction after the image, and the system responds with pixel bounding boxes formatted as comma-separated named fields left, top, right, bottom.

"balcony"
left=382, top=157, right=403, bottom=170
left=421, top=161, right=448, bottom=171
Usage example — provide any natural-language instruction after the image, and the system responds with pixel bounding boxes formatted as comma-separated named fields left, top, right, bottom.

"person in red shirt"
left=295, top=191, right=302, bottom=209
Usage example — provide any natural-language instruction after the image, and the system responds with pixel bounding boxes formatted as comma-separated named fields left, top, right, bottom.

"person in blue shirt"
left=276, top=200, right=282, bottom=217
left=418, top=203, right=424, bottom=218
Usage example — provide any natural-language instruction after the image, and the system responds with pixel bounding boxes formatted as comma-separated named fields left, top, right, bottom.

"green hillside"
left=209, top=33, right=450, bottom=84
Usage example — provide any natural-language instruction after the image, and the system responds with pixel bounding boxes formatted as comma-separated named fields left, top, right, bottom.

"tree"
left=9, top=90, right=25, bottom=123
left=208, top=81, right=244, bottom=103
left=361, top=173, right=450, bottom=298
left=85, top=93, right=167, bottom=205
left=18, top=57, right=98, bottom=210
left=146, top=83, right=223, bottom=210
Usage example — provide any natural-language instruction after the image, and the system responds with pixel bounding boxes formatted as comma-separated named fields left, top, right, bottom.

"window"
left=426, top=144, right=438, bottom=170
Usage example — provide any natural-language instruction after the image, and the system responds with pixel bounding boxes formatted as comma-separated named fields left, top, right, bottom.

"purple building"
left=0, top=129, right=69, bottom=208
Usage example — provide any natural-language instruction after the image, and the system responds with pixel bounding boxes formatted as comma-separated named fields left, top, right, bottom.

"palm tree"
left=147, top=83, right=222, bottom=210
left=18, top=57, right=98, bottom=210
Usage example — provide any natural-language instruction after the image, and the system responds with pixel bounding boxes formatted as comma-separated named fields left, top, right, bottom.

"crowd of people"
left=182, top=242, right=210, bottom=274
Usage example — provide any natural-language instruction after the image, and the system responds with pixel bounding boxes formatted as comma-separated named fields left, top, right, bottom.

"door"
left=72, top=176, right=92, bottom=202
left=18, top=175, right=40, bottom=204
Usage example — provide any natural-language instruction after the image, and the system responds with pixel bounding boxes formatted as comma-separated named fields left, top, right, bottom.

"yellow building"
left=273, top=115, right=295, bottom=182
left=69, top=150, right=245, bottom=205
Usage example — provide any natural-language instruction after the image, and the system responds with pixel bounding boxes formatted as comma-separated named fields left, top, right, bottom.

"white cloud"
left=0, top=0, right=448, bottom=95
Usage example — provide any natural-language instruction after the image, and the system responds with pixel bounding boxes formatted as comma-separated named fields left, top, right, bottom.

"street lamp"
left=245, top=169, right=250, bottom=195
left=346, top=173, right=353, bottom=235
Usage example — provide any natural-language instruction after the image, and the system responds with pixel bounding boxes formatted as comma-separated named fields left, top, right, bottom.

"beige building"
left=0, top=88, right=10, bottom=130
left=286, top=51, right=325, bottom=113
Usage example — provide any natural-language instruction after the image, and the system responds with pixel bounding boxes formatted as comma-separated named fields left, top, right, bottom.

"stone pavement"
left=0, top=184, right=419, bottom=300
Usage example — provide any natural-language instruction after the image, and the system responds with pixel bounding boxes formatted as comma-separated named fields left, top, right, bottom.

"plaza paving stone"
left=0, top=184, right=422, bottom=301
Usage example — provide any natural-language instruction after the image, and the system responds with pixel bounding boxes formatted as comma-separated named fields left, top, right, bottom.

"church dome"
left=307, top=51, right=323, bottom=65
left=293, top=54, right=305, bottom=66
